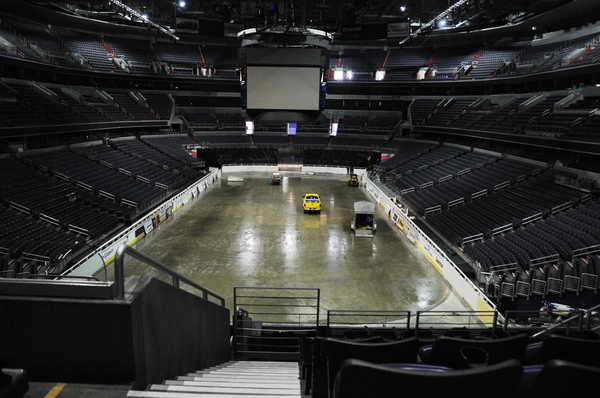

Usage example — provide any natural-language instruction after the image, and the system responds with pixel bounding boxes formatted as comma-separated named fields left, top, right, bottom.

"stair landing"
left=127, top=361, right=300, bottom=398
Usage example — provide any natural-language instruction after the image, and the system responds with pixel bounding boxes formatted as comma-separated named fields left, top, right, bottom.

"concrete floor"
left=98, top=172, right=462, bottom=324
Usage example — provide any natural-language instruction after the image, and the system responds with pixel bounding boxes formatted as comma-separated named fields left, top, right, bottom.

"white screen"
left=247, top=66, right=320, bottom=111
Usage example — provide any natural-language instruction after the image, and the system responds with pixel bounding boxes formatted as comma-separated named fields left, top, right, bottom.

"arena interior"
left=2, top=0, right=600, bottom=397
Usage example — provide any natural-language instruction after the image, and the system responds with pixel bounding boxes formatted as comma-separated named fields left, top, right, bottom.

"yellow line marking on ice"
left=44, top=383, right=66, bottom=398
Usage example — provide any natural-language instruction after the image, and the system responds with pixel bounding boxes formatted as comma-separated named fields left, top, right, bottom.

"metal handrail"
left=532, top=303, right=600, bottom=339
left=115, top=244, right=225, bottom=306
left=327, top=309, right=411, bottom=328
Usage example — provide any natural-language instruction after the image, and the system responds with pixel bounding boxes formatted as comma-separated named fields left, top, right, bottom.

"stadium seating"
left=426, top=176, right=585, bottom=246
left=316, top=337, right=419, bottom=398
left=464, top=201, right=600, bottom=272
left=533, top=335, right=600, bottom=366
left=0, top=158, right=123, bottom=240
left=418, top=334, right=530, bottom=369
left=296, top=329, right=600, bottom=398
left=28, top=149, right=166, bottom=209
left=75, top=144, right=188, bottom=189
left=140, top=135, right=203, bottom=166
left=0, top=204, right=85, bottom=275
left=333, top=358, right=523, bottom=397
left=4, top=14, right=600, bottom=84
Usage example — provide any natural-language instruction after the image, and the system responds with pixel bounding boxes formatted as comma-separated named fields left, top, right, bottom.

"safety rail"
left=114, top=244, right=225, bottom=306
left=530, top=254, right=560, bottom=267
left=232, top=287, right=320, bottom=359
left=326, top=310, right=411, bottom=329
left=233, top=287, right=321, bottom=327
left=502, top=309, right=595, bottom=335
left=415, top=311, right=499, bottom=334
left=20, top=273, right=99, bottom=281
left=522, top=211, right=543, bottom=226
left=462, top=233, right=484, bottom=246
left=531, top=303, right=600, bottom=339
left=572, top=244, right=600, bottom=257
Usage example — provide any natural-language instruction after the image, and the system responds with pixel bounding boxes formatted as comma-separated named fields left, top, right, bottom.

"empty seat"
left=528, top=360, right=600, bottom=396
left=322, top=337, right=418, bottom=398
left=419, top=334, right=529, bottom=369
left=537, top=335, right=600, bottom=366
left=333, top=359, right=523, bottom=398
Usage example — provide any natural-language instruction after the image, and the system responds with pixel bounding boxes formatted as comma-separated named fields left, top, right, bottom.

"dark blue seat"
left=524, top=360, right=600, bottom=396
left=315, top=337, right=418, bottom=398
left=333, top=359, right=522, bottom=398
left=536, top=335, right=600, bottom=366
left=419, top=333, right=529, bottom=369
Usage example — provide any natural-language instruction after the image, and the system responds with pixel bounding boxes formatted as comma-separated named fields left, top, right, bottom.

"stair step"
left=221, top=363, right=298, bottom=367
left=218, top=366, right=297, bottom=371
left=166, top=380, right=300, bottom=390
left=181, top=375, right=298, bottom=383
left=194, top=368, right=298, bottom=374
left=150, top=384, right=299, bottom=395
left=228, top=364, right=297, bottom=368
left=129, top=392, right=300, bottom=398
left=176, top=377, right=299, bottom=387
left=211, top=368, right=298, bottom=374
left=230, top=361, right=297, bottom=365
left=192, top=371, right=298, bottom=378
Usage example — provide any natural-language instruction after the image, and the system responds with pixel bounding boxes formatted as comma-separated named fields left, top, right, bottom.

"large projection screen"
left=246, top=66, right=320, bottom=111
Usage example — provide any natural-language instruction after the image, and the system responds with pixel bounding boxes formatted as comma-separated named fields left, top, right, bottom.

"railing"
left=232, top=287, right=320, bottom=359
left=114, top=244, right=225, bottom=306
left=326, top=310, right=411, bottom=329
left=531, top=303, right=600, bottom=339
left=233, top=287, right=321, bottom=327
left=0, top=273, right=99, bottom=281
left=415, top=311, right=499, bottom=334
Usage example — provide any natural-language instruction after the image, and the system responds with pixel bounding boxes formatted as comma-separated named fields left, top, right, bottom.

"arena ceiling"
left=7, top=0, right=599, bottom=42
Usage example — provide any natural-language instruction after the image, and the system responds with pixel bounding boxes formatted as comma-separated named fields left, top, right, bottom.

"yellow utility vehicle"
left=303, top=193, right=321, bottom=214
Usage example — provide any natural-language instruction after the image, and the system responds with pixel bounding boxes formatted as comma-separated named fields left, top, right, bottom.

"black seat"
left=420, top=333, right=529, bottom=369
left=317, top=337, right=418, bottom=398
left=539, top=335, right=600, bottom=366
left=530, top=360, right=600, bottom=396
left=333, top=359, right=522, bottom=398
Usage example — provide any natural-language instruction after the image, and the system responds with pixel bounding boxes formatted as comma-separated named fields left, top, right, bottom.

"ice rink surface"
left=104, top=172, right=464, bottom=318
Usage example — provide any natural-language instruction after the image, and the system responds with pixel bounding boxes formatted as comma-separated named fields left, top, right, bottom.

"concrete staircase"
left=127, top=361, right=301, bottom=398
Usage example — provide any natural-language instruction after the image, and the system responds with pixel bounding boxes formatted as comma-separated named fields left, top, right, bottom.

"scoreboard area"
left=243, top=47, right=324, bottom=112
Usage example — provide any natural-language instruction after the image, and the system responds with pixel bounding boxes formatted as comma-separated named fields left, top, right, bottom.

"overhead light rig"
left=399, top=0, right=470, bottom=45
left=108, top=0, right=180, bottom=40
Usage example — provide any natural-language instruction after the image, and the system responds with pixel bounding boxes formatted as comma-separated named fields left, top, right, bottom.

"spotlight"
left=345, top=70, right=353, bottom=80
left=375, top=70, right=386, bottom=81
left=333, top=69, right=345, bottom=81
left=142, top=13, right=149, bottom=20
left=438, top=19, right=447, bottom=28
left=245, top=121, right=254, bottom=135
left=179, top=0, right=186, bottom=7
left=400, top=5, right=407, bottom=12
left=329, top=122, right=339, bottom=136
